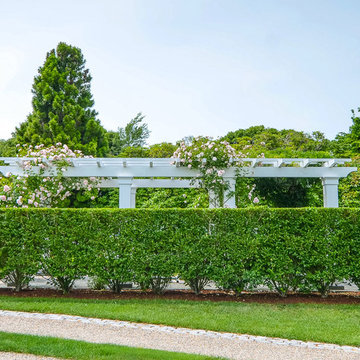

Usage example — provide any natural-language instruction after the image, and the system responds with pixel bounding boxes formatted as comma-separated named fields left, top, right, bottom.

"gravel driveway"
left=0, top=310, right=359, bottom=360
left=0, top=353, right=58, bottom=359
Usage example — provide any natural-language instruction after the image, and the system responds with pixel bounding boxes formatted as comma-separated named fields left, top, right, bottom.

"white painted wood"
left=118, top=178, right=132, bottom=208
left=0, top=157, right=356, bottom=208
left=0, top=164, right=355, bottom=178
left=0, top=157, right=352, bottom=168
left=208, top=190, right=216, bottom=208
left=301, top=159, right=310, bottom=168
left=100, top=179, right=198, bottom=189
left=134, top=179, right=197, bottom=188
left=324, top=159, right=336, bottom=167
left=225, top=178, right=236, bottom=208
left=321, top=178, right=339, bottom=208
left=130, top=187, right=137, bottom=208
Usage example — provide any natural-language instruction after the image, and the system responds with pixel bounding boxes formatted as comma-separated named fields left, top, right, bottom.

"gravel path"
left=0, top=353, right=58, bottom=359
left=0, top=310, right=359, bottom=360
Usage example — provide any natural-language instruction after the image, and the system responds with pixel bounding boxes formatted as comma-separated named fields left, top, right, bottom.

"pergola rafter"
left=0, top=157, right=356, bottom=208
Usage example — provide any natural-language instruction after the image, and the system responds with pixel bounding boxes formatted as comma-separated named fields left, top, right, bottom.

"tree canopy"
left=15, top=42, right=108, bottom=156
left=223, top=126, right=332, bottom=158
left=107, top=113, right=150, bottom=156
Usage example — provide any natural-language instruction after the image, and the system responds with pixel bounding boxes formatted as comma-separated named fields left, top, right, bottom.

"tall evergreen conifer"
left=16, top=42, right=108, bottom=156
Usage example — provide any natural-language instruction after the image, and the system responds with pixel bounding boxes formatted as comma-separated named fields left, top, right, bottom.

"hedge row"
left=0, top=208, right=359, bottom=297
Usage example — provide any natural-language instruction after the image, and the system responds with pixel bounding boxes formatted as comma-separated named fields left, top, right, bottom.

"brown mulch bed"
left=0, top=288, right=359, bottom=304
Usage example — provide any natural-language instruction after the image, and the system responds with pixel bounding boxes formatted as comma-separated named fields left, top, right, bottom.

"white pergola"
left=0, top=157, right=356, bottom=208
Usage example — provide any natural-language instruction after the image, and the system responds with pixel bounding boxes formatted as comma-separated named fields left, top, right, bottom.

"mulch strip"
left=0, top=288, right=359, bottom=304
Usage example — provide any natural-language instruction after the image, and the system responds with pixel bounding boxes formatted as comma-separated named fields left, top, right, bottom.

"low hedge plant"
left=0, top=208, right=359, bottom=297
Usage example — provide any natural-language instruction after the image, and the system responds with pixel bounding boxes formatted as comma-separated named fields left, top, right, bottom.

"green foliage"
left=0, top=138, right=17, bottom=157
left=349, top=108, right=360, bottom=154
left=40, top=210, right=95, bottom=293
left=222, top=126, right=335, bottom=208
left=108, top=142, right=177, bottom=159
left=89, top=211, right=133, bottom=293
left=0, top=210, right=44, bottom=291
left=347, top=209, right=360, bottom=289
left=223, top=126, right=332, bottom=155
left=15, top=42, right=108, bottom=156
left=149, top=142, right=177, bottom=158
left=0, top=208, right=359, bottom=297
left=253, top=178, right=321, bottom=208
left=176, top=211, right=217, bottom=294
left=255, top=210, right=307, bottom=297
left=173, top=136, right=245, bottom=207
left=89, top=188, right=119, bottom=208
left=0, top=144, right=100, bottom=209
left=131, top=211, right=178, bottom=294
left=107, top=113, right=150, bottom=156
left=117, top=146, right=150, bottom=158
left=136, top=188, right=208, bottom=209
left=298, top=211, right=349, bottom=297
left=338, top=158, right=360, bottom=207
left=332, top=132, right=352, bottom=157
left=212, top=211, right=260, bottom=294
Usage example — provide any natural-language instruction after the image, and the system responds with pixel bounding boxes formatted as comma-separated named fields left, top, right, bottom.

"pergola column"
left=130, top=186, right=137, bottom=208
left=209, top=178, right=236, bottom=208
left=225, top=178, right=236, bottom=208
left=208, top=191, right=216, bottom=208
left=118, top=177, right=133, bottom=208
left=321, top=178, right=339, bottom=208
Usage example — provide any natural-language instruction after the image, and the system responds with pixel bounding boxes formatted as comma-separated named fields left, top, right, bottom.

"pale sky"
left=0, top=0, right=359, bottom=144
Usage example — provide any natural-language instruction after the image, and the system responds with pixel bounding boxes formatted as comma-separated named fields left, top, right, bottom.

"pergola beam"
left=0, top=157, right=356, bottom=209
left=0, top=163, right=355, bottom=178
left=100, top=179, right=198, bottom=188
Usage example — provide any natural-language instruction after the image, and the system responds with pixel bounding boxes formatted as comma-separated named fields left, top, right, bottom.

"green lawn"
left=0, top=332, right=220, bottom=360
left=0, top=296, right=359, bottom=346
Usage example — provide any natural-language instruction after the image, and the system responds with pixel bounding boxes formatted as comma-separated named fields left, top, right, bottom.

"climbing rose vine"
left=0, top=143, right=100, bottom=208
left=172, top=137, right=247, bottom=207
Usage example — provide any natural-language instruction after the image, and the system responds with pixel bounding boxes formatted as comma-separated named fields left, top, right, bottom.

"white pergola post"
left=118, top=178, right=133, bottom=208
left=130, top=187, right=137, bottom=209
left=209, top=190, right=216, bottom=208
left=224, top=178, right=236, bottom=208
left=321, top=178, right=339, bottom=208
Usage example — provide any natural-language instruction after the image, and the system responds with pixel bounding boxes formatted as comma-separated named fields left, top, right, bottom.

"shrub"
left=131, top=211, right=178, bottom=294
left=0, top=208, right=359, bottom=297
left=90, top=211, right=133, bottom=293
left=299, top=209, right=354, bottom=297
left=255, top=210, right=307, bottom=297
left=176, top=211, right=218, bottom=295
left=40, top=210, right=93, bottom=294
left=211, top=211, right=261, bottom=295
left=0, top=210, right=43, bottom=291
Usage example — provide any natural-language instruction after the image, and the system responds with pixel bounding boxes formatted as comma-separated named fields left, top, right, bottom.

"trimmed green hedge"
left=0, top=208, right=359, bottom=297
